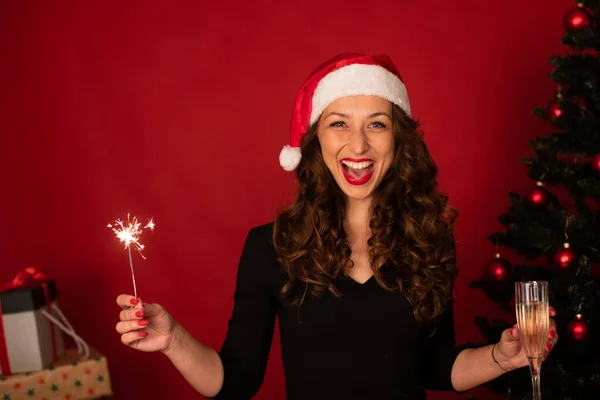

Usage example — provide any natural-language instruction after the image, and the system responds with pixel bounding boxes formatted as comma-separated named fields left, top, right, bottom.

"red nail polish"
left=549, top=330, right=555, bottom=339
left=138, top=332, right=148, bottom=337
left=138, top=320, right=149, bottom=327
left=135, top=310, right=144, bottom=318
left=546, top=342, right=553, bottom=351
left=129, top=298, right=137, bottom=305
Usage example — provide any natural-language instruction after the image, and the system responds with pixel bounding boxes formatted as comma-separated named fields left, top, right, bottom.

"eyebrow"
left=368, top=112, right=391, bottom=119
left=324, top=111, right=391, bottom=120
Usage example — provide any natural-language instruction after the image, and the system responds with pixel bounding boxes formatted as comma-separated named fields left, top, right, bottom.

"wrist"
left=491, top=342, right=514, bottom=372
left=162, top=322, right=184, bottom=358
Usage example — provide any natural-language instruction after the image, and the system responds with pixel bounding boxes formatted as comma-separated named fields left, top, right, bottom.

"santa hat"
left=279, top=53, right=412, bottom=171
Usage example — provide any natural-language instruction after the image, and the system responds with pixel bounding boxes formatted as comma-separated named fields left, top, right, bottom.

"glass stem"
left=528, top=356, right=543, bottom=400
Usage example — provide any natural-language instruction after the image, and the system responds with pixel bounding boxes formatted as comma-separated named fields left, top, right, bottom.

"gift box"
left=0, top=347, right=112, bottom=399
left=0, top=268, right=65, bottom=375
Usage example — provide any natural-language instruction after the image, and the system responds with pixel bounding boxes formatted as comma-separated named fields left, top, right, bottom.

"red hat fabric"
left=279, top=53, right=411, bottom=171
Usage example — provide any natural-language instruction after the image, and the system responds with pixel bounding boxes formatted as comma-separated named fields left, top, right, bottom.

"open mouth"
left=340, top=159, right=374, bottom=185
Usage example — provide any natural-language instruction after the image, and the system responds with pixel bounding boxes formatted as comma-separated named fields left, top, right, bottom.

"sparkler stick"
left=108, top=214, right=155, bottom=299
left=127, top=245, right=136, bottom=299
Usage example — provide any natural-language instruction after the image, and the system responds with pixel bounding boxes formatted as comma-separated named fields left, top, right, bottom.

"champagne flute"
left=515, top=281, right=549, bottom=400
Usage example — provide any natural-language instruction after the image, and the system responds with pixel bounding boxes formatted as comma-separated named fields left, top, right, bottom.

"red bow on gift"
left=0, top=267, right=57, bottom=375
left=1, top=267, right=48, bottom=292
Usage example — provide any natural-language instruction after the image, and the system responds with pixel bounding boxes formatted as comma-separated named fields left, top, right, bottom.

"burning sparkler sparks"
left=145, top=218, right=155, bottom=231
left=108, top=214, right=155, bottom=299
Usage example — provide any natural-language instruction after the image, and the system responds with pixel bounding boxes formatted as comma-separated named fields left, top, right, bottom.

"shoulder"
left=247, top=221, right=274, bottom=240
left=245, top=221, right=275, bottom=250
left=240, top=221, right=287, bottom=285
left=241, top=221, right=277, bottom=262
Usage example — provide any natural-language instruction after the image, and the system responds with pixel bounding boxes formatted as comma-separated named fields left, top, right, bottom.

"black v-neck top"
left=213, top=222, right=463, bottom=399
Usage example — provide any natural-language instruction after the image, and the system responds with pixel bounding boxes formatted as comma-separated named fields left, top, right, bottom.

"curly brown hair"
left=272, top=104, right=458, bottom=325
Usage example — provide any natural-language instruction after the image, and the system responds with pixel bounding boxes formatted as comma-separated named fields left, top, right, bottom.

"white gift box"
left=0, top=279, right=65, bottom=375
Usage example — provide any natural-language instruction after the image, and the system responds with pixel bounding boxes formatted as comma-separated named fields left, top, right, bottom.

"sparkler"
left=108, top=214, right=155, bottom=299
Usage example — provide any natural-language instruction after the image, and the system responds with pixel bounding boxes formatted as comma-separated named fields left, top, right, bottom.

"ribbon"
left=0, top=296, right=7, bottom=375
left=41, top=304, right=90, bottom=361
left=1, top=267, right=48, bottom=291
left=0, top=267, right=59, bottom=375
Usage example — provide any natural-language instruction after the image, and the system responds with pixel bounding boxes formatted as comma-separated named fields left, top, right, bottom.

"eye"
left=370, top=121, right=387, bottom=128
left=330, top=121, right=346, bottom=128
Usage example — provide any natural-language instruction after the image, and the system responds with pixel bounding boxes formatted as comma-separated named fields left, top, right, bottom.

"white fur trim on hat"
left=309, top=64, right=411, bottom=125
left=279, top=145, right=302, bottom=171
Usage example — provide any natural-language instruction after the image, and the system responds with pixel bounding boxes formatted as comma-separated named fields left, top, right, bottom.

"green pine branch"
left=521, top=155, right=600, bottom=200
left=548, top=54, right=600, bottom=88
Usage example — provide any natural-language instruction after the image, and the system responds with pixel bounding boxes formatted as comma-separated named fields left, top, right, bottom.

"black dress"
left=213, top=222, right=463, bottom=399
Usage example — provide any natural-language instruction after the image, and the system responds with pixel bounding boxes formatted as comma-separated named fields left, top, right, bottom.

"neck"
left=344, top=197, right=372, bottom=236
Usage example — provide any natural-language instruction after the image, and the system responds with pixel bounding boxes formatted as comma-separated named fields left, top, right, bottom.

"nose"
left=347, top=127, right=369, bottom=155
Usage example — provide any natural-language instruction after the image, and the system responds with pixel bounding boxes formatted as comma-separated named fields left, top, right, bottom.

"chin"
left=344, top=191, right=373, bottom=201
left=334, top=176, right=377, bottom=201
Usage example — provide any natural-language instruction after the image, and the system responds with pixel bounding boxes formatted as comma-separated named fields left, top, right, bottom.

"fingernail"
left=546, top=342, right=553, bottom=351
left=511, top=327, right=517, bottom=336
left=138, top=332, right=148, bottom=337
left=130, top=298, right=137, bottom=305
left=551, top=307, right=556, bottom=315
left=549, top=330, right=555, bottom=339
left=138, top=320, right=149, bottom=327
left=135, top=310, right=144, bottom=318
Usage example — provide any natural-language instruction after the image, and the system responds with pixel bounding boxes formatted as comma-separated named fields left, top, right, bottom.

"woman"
left=115, top=53, right=558, bottom=399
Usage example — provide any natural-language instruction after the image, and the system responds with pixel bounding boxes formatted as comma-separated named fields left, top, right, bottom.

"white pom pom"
left=279, top=145, right=302, bottom=171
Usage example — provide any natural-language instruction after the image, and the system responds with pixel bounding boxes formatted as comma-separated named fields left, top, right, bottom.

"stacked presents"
left=0, top=268, right=112, bottom=399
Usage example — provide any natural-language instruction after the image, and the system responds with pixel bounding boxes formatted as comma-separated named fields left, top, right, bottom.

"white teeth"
left=341, top=160, right=374, bottom=169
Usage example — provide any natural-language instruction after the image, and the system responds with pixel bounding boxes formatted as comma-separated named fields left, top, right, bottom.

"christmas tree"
left=470, top=1, right=600, bottom=399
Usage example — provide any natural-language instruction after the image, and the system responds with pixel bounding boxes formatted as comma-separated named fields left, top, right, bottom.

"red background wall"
left=0, top=1, right=571, bottom=399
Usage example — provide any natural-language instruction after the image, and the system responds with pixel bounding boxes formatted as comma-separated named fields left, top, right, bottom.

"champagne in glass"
left=515, top=281, right=549, bottom=400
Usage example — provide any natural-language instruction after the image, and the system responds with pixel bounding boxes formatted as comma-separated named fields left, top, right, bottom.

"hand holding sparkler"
left=115, top=295, right=177, bottom=352
left=108, top=214, right=155, bottom=299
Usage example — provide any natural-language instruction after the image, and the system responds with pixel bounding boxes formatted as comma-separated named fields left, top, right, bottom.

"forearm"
left=450, top=344, right=514, bottom=392
left=163, top=323, right=224, bottom=397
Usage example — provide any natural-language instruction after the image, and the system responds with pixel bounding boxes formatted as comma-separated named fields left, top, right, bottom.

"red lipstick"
left=340, top=158, right=374, bottom=186
left=341, top=158, right=372, bottom=162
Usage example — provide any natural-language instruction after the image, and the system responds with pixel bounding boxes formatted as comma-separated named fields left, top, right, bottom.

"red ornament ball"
left=591, top=262, right=600, bottom=279
left=554, top=243, right=576, bottom=269
left=575, top=97, right=590, bottom=110
left=484, top=255, right=512, bottom=283
left=591, top=154, right=600, bottom=175
left=523, top=183, right=552, bottom=209
left=545, top=100, right=562, bottom=126
left=567, top=314, right=588, bottom=340
left=563, top=7, right=594, bottom=32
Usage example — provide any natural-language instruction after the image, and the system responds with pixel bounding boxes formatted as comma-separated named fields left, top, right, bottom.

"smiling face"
left=316, top=95, right=395, bottom=201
